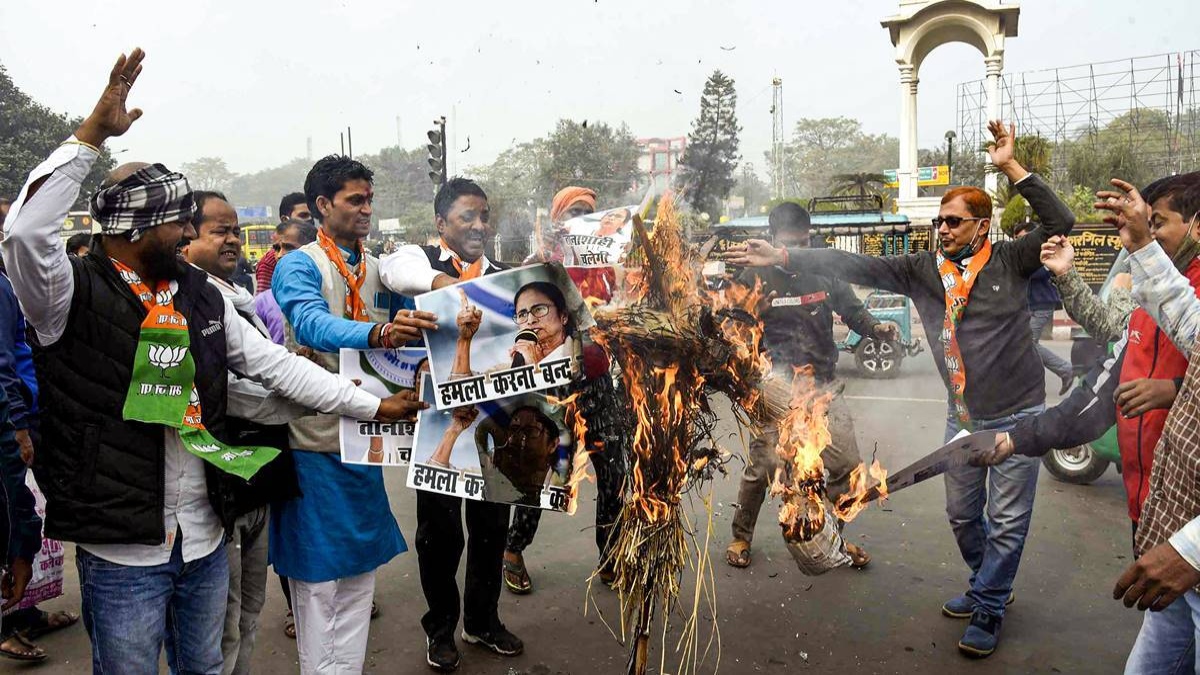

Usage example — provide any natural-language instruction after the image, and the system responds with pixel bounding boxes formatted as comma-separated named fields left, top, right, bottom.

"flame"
left=770, top=366, right=889, bottom=541
left=552, top=391, right=600, bottom=517
left=834, top=459, right=889, bottom=522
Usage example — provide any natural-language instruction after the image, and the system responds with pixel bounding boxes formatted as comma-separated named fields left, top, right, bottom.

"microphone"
left=511, top=329, right=539, bottom=367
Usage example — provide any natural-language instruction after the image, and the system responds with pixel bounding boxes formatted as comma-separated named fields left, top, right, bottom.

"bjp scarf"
left=936, top=239, right=993, bottom=429
left=115, top=259, right=279, bottom=480
left=316, top=227, right=369, bottom=321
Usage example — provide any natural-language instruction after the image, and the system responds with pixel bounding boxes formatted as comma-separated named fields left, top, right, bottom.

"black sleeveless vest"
left=32, top=255, right=235, bottom=545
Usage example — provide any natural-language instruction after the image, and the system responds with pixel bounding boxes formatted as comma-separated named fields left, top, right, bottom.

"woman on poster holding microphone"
left=448, top=282, right=578, bottom=378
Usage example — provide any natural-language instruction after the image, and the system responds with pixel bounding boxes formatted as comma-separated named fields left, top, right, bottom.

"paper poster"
left=338, top=347, right=428, bottom=466
left=415, top=263, right=593, bottom=410
left=407, top=373, right=576, bottom=511
left=562, top=204, right=637, bottom=267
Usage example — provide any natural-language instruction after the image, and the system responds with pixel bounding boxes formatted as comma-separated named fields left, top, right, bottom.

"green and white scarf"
left=114, top=258, right=279, bottom=480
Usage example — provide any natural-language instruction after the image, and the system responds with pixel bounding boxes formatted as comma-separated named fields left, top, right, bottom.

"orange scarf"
left=439, top=238, right=484, bottom=280
left=316, top=227, right=368, bottom=321
left=937, top=239, right=993, bottom=429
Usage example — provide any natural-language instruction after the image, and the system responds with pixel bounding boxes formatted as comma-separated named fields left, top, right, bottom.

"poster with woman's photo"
left=338, top=347, right=428, bottom=466
left=414, top=263, right=593, bottom=410
left=562, top=204, right=637, bottom=267
left=408, top=373, right=577, bottom=511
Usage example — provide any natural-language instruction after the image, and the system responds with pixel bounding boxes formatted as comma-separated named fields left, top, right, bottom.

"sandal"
left=845, top=542, right=871, bottom=569
left=503, top=558, right=533, bottom=595
left=284, top=611, right=296, bottom=640
left=24, top=609, right=80, bottom=639
left=725, top=539, right=752, bottom=568
left=0, top=633, right=46, bottom=662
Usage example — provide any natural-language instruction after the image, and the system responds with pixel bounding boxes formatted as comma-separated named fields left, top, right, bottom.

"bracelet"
left=378, top=323, right=396, bottom=349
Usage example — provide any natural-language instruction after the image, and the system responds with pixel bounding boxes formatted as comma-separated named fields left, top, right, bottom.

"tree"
left=830, top=172, right=891, bottom=198
left=676, top=70, right=741, bottom=217
left=471, top=139, right=550, bottom=257
left=0, top=63, right=115, bottom=208
left=770, top=117, right=897, bottom=199
left=180, top=157, right=235, bottom=193
left=735, top=163, right=770, bottom=218
left=361, top=145, right=438, bottom=241
left=538, top=119, right=642, bottom=205
left=225, top=157, right=312, bottom=215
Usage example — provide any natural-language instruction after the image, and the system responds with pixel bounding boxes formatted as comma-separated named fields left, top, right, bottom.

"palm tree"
left=830, top=172, right=892, bottom=198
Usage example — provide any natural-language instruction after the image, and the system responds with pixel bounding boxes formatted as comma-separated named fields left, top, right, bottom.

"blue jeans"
left=1125, top=590, right=1200, bottom=673
left=1030, top=308, right=1072, bottom=380
left=943, top=405, right=1043, bottom=618
left=77, top=538, right=229, bottom=675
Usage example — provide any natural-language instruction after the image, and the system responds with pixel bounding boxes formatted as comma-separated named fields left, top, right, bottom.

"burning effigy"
left=583, top=193, right=888, bottom=674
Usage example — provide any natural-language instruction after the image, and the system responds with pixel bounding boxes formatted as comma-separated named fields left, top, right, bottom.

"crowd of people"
left=4, top=47, right=1200, bottom=675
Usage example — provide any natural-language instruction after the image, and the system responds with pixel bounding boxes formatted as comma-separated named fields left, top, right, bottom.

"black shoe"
left=1059, top=373, right=1074, bottom=396
left=426, top=635, right=460, bottom=672
left=462, top=624, right=524, bottom=656
left=957, top=609, right=1002, bottom=658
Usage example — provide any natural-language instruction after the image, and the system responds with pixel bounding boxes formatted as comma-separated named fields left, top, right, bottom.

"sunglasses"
left=932, top=216, right=985, bottom=228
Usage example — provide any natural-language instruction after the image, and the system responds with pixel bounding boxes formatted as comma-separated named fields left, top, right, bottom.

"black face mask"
left=942, top=222, right=986, bottom=262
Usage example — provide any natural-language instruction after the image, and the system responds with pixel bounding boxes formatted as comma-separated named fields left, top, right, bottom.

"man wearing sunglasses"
left=726, top=120, right=1075, bottom=659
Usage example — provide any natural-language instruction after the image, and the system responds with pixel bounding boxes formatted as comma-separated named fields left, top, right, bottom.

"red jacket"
left=1117, top=258, right=1200, bottom=522
left=255, top=248, right=278, bottom=294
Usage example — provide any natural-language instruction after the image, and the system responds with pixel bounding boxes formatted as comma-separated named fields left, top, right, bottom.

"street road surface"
left=25, top=342, right=1140, bottom=674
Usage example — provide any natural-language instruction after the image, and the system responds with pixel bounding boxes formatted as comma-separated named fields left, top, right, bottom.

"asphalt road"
left=17, top=342, right=1142, bottom=674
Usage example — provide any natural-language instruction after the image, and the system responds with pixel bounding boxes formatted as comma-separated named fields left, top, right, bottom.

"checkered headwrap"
left=88, top=163, right=195, bottom=241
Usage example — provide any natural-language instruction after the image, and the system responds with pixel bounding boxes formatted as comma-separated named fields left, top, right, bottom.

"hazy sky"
left=2, top=0, right=1197, bottom=178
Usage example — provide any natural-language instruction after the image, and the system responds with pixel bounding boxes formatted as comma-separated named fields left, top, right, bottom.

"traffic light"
left=427, top=117, right=447, bottom=187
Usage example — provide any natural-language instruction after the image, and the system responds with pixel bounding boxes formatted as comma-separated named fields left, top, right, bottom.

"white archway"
left=882, top=1, right=1020, bottom=207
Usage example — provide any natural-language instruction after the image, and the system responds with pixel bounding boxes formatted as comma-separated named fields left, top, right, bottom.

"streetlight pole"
left=944, top=130, right=956, bottom=185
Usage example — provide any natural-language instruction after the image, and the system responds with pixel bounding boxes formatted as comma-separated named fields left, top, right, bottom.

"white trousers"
left=290, top=572, right=376, bottom=674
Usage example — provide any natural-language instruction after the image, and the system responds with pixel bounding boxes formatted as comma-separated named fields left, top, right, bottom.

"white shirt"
left=1, top=138, right=382, bottom=566
left=379, top=243, right=498, bottom=296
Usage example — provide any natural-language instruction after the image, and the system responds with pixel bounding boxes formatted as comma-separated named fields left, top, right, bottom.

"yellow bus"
left=241, top=224, right=275, bottom=263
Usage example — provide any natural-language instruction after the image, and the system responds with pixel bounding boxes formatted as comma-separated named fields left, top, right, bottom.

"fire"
left=769, top=366, right=889, bottom=542
left=552, top=391, right=599, bottom=517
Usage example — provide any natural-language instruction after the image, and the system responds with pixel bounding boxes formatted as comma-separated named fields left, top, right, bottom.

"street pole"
left=347, top=126, right=353, bottom=159
left=944, top=130, right=957, bottom=185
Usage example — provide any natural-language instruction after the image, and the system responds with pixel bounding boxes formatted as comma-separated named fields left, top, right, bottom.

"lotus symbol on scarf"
left=189, top=387, right=200, bottom=407
left=192, top=443, right=220, bottom=454
left=148, top=344, right=187, bottom=375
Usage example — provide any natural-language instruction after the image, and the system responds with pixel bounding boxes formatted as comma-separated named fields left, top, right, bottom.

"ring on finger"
left=120, top=75, right=132, bottom=87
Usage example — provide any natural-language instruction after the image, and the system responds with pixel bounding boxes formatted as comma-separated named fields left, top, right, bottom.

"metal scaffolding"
left=957, top=50, right=1200, bottom=190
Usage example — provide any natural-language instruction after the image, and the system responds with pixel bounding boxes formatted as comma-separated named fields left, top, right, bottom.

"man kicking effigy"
left=724, top=201, right=890, bottom=570
left=726, top=120, right=1075, bottom=658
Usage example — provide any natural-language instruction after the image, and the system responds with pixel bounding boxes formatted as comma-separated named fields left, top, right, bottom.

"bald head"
left=102, top=162, right=153, bottom=189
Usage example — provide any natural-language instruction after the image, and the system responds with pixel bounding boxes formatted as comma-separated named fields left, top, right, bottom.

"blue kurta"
left=267, top=247, right=407, bottom=583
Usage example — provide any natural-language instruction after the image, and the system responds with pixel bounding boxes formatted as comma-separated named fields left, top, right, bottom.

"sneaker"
left=941, top=591, right=1015, bottom=619
left=462, top=625, right=524, bottom=657
left=426, top=635, right=460, bottom=672
left=957, top=609, right=1002, bottom=658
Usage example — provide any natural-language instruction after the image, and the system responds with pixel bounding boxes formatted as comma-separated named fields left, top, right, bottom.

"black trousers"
left=416, top=490, right=511, bottom=640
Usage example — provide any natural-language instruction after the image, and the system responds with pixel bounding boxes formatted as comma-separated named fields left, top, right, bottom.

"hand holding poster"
left=415, top=263, right=594, bottom=409
left=338, top=347, right=428, bottom=465
left=408, top=373, right=577, bottom=511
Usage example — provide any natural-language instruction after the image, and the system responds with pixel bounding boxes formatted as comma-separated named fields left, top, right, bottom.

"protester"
left=256, top=193, right=311, bottom=294
left=0, top=385, right=41, bottom=661
left=523, top=185, right=597, bottom=264
left=270, top=154, right=436, bottom=674
left=726, top=120, right=1075, bottom=658
left=0, top=266, right=79, bottom=661
left=502, top=185, right=627, bottom=596
left=0, top=49, right=426, bottom=674
left=65, top=233, right=91, bottom=257
left=725, top=202, right=888, bottom=570
left=182, top=190, right=346, bottom=674
left=1012, top=220, right=1073, bottom=395
left=255, top=218, right=316, bottom=345
left=380, top=177, right=523, bottom=672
